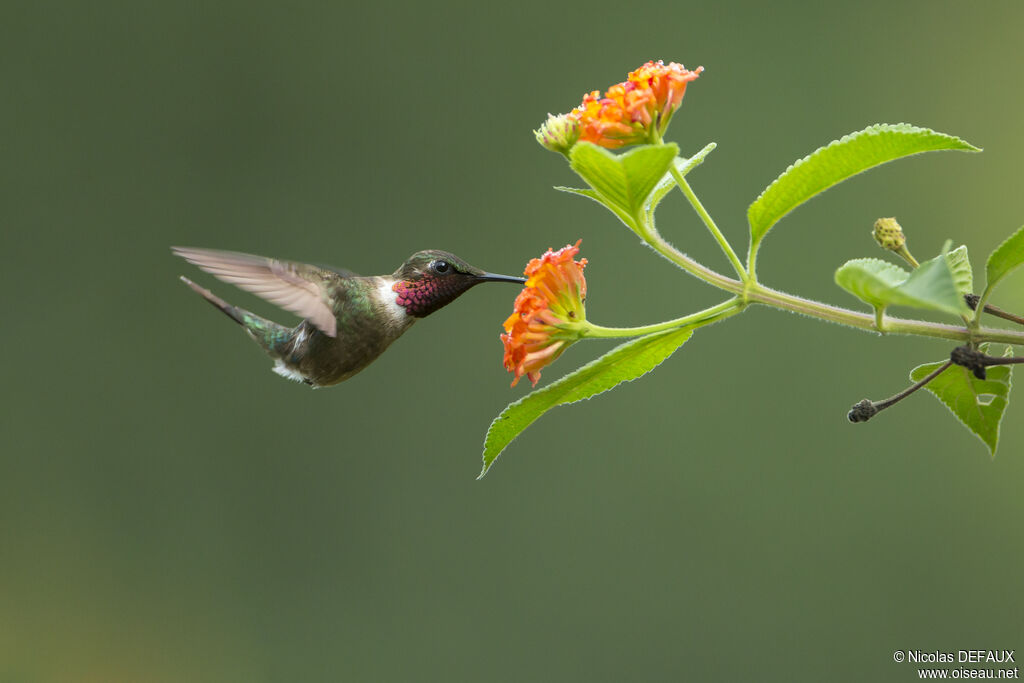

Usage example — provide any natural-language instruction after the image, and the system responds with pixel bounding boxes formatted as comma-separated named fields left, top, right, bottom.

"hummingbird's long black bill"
left=477, top=273, right=527, bottom=284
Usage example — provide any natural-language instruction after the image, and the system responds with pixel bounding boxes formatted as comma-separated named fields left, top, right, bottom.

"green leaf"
left=558, top=142, right=714, bottom=232
left=568, top=142, right=679, bottom=224
left=945, top=244, right=973, bottom=296
left=834, top=248, right=968, bottom=317
left=480, top=328, right=693, bottom=478
left=554, top=185, right=640, bottom=232
left=897, top=246, right=971, bottom=316
left=748, top=124, right=980, bottom=251
left=644, top=142, right=717, bottom=220
left=835, top=258, right=912, bottom=310
left=985, top=224, right=1024, bottom=292
left=909, top=345, right=1013, bottom=455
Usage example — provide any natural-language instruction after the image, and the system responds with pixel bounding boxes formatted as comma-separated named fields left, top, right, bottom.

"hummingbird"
left=172, top=246, right=526, bottom=387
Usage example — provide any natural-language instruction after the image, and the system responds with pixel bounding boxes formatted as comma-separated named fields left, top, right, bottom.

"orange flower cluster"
left=502, top=241, right=588, bottom=387
left=569, top=61, right=703, bottom=149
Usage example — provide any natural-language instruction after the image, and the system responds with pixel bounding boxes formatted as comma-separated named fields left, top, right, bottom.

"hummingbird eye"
left=430, top=260, right=451, bottom=275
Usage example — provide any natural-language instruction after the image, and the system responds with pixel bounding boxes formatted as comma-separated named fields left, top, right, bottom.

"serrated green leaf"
left=568, top=142, right=679, bottom=223
left=834, top=249, right=967, bottom=317
left=985, top=224, right=1024, bottom=292
left=835, top=258, right=911, bottom=309
left=644, top=142, right=717, bottom=220
left=909, top=345, right=1013, bottom=455
left=897, top=246, right=971, bottom=316
left=946, top=245, right=973, bottom=296
left=748, top=124, right=980, bottom=251
left=480, top=328, right=693, bottom=478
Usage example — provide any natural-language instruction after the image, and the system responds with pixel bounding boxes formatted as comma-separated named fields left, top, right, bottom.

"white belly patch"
left=272, top=359, right=309, bottom=383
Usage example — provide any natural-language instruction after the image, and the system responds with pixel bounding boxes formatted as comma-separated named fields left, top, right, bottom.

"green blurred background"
left=3, top=1, right=1022, bottom=680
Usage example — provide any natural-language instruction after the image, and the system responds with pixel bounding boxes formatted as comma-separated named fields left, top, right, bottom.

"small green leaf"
left=554, top=186, right=639, bottom=231
left=835, top=258, right=912, bottom=310
left=620, top=144, right=682, bottom=211
left=553, top=186, right=600, bottom=201
left=910, top=345, right=1013, bottom=455
left=834, top=249, right=968, bottom=317
left=945, top=244, right=973, bottom=296
left=748, top=124, right=980, bottom=251
left=897, top=246, right=971, bottom=316
left=644, top=142, right=717, bottom=220
left=568, top=142, right=679, bottom=222
left=985, top=224, right=1024, bottom=292
left=480, top=328, right=693, bottom=478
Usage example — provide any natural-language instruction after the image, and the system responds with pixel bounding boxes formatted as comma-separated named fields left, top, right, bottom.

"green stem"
left=747, top=239, right=762, bottom=283
left=670, top=167, right=748, bottom=282
left=582, top=299, right=743, bottom=338
left=638, top=222, right=745, bottom=292
left=746, top=282, right=1024, bottom=345
left=972, top=282, right=996, bottom=328
left=638, top=231, right=1024, bottom=346
left=654, top=135, right=748, bottom=283
left=895, top=245, right=920, bottom=269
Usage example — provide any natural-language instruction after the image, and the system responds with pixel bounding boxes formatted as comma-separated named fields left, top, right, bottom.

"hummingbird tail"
left=179, top=276, right=250, bottom=327
left=179, top=276, right=293, bottom=351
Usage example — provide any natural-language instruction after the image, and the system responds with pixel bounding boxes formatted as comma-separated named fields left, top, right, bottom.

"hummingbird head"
left=391, top=250, right=526, bottom=318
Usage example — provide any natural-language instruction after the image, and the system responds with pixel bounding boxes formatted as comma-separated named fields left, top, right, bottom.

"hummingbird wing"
left=315, top=263, right=359, bottom=278
left=172, top=247, right=341, bottom=337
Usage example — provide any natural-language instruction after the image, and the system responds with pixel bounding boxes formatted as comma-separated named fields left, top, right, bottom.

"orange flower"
left=564, top=61, right=703, bottom=149
left=502, top=241, right=588, bottom=387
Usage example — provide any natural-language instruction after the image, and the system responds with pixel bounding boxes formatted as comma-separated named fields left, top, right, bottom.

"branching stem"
left=668, top=166, right=749, bottom=283
left=651, top=130, right=749, bottom=284
left=639, top=222, right=1024, bottom=346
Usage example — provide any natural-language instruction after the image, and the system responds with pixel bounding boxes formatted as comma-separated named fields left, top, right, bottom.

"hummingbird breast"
left=276, top=277, right=414, bottom=386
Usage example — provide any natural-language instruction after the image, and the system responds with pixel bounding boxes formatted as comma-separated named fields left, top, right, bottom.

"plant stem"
left=970, top=354, right=1024, bottom=366
left=668, top=165, right=749, bottom=283
left=622, top=146, right=1024, bottom=347
left=849, top=360, right=952, bottom=422
left=895, top=245, right=920, bottom=269
left=746, top=282, right=1024, bottom=344
left=972, top=283, right=996, bottom=328
left=965, top=293, right=1024, bottom=327
left=638, top=230, right=1024, bottom=346
left=875, top=361, right=951, bottom=410
left=638, top=223, right=745, bottom=292
left=582, top=299, right=743, bottom=338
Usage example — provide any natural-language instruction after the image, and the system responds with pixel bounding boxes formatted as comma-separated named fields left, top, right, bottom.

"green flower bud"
left=873, top=217, right=919, bottom=268
left=534, top=113, right=580, bottom=156
left=872, top=217, right=906, bottom=251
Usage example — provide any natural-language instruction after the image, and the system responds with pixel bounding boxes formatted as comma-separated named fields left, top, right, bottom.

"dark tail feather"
left=180, top=276, right=249, bottom=326
left=179, top=276, right=293, bottom=354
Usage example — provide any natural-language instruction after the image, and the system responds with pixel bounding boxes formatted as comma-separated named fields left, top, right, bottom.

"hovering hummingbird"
left=172, top=246, right=526, bottom=387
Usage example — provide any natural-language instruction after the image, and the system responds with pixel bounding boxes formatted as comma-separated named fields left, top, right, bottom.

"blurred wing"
left=315, top=263, right=359, bottom=278
left=172, top=246, right=339, bottom=337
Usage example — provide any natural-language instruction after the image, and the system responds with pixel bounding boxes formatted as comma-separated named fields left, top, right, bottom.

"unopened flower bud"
left=872, top=217, right=919, bottom=268
left=534, top=113, right=580, bottom=156
left=873, top=217, right=906, bottom=251
left=847, top=399, right=878, bottom=423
